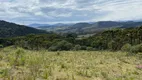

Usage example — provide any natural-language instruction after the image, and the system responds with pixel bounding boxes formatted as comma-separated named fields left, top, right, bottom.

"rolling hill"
left=0, top=20, right=47, bottom=38
left=36, top=21, right=142, bottom=34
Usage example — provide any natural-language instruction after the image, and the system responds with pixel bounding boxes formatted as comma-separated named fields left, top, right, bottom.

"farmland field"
left=0, top=47, right=142, bottom=80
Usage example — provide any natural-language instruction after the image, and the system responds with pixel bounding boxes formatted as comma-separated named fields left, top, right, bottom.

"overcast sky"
left=0, top=0, right=142, bottom=25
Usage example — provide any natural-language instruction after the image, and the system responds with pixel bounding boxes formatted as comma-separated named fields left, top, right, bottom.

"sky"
left=0, top=0, right=142, bottom=25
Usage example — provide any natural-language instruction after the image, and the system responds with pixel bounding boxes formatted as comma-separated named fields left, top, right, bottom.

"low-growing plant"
left=73, top=45, right=81, bottom=51
left=0, top=68, right=10, bottom=78
left=0, top=47, right=142, bottom=80
left=86, top=47, right=94, bottom=51
left=14, top=48, right=25, bottom=66
left=121, top=43, right=131, bottom=52
left=48, top=46, right=58, bottom=51
left=0, top=44, right=3, bottom=48
left=81, top=46, right=87, bottom=50
left=129, top=44, right=142, bottom=53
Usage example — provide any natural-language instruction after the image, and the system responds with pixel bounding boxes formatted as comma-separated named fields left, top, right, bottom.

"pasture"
left=0, top=47, right=142, bottom=80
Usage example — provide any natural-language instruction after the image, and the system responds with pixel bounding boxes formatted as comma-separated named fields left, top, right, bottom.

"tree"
left=107, top=40, right=116, bottom=50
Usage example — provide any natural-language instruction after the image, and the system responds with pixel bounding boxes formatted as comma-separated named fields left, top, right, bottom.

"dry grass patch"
left=0, top=47, right=141, bottom=80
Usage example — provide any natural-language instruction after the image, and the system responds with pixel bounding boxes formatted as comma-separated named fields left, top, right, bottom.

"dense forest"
left=0, top=26, right=142, bottom=53
left=0, top=20, right=47, bottom=38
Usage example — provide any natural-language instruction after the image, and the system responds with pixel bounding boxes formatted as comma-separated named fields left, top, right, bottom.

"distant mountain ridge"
left=0, top=20, right=47, bottom=38
left=29, top=23, right=50, bottom=27
left=34, top=21, right=142, bottom=34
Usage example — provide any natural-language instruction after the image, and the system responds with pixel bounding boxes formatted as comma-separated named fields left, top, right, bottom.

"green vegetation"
left=0, top=47, right=142, bottom=80
left=0, top=44, right=3, bottom=48
left=0, top=26, right=142, bottom=53
left=130, top=44, right=142, bottom=53
left=73, top=45, right=81, bottom=51
left=0, top=20, right=47, bottom=38
left=48, top=40, right=73, bottom=51
left=121, top=43, right=132, bottom=52
left=0, top=20, right=142, bottom=80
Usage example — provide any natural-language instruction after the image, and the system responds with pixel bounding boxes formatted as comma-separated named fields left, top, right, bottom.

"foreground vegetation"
left=0, top=47, right=142, bottom=80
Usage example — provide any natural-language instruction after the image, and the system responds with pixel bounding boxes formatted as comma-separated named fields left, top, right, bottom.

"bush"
left=48, top=46, right=58, bottom=51
left=48, top=40, right=73, bottom=51
left=86, top=47, right=94, bottom=51
left=121, top=43, right=131, bottom=52
left=130, top=44, right=142, bottom=53
left=0, top=44, right=3, bottom=48
left=81, top=46, right=87, bottom=50
left=73, top=45, right=81, bottom=51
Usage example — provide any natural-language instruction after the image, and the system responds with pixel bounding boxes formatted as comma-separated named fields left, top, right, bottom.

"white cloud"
left=0, top=0, right=142, bottom=24
left=95, top=0, right=142, bottom=21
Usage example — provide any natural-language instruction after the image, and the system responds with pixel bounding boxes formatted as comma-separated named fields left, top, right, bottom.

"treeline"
left=88, top=26, right=142, bottom=53
left=0, top=26, right=142, bottom=53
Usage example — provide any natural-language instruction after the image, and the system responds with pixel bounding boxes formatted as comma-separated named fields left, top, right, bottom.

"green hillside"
left=0, top=20, right=47, bottom=38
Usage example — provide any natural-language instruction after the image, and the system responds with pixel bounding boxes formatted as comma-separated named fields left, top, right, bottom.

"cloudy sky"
left=0, top=0, right=142, bottom=24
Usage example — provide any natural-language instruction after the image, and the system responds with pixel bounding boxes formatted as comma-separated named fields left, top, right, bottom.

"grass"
left=0, top=46, right=142, bottom=80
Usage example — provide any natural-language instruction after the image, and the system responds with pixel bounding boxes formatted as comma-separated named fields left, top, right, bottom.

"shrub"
left=130, top=44, right=142, bottom=53
left=0, top=44, right=3, bottom=48
left=86, top=47, right=94, bottom=51
left=48, top=40, right=73, bottom=51
left=8, top=48, right=25, bottom=66
left=121, top=43, right=131, bottom=52
left=48, top=46, right=58, bottom=51
left=73, top=45, right=81, bottom=51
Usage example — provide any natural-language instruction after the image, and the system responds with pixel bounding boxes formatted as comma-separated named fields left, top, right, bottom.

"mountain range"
left=31, top=21, right=142, bottom=34
left=1, top=20, right=142, bottom=38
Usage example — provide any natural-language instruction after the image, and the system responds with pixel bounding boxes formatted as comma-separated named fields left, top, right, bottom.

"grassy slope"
left=0, top=47, right=142, bottom=80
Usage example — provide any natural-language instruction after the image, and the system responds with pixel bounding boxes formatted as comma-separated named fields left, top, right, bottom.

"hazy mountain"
left=0, top=20, right=47, bottom=38
left=70, top=23, right=91, bottom=29
left=38, top=23, right=73, bottom=28
left=29, top=23, right=50, bottom=27
left=36, top=23, right=74, bottom=32
left=36, top=21, right=142, bottom=34
left=120, top=21, right=142, bottom=28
